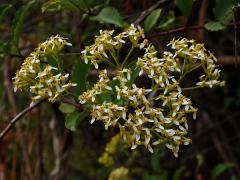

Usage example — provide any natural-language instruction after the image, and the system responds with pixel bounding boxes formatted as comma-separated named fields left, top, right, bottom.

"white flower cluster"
left=79, top=25, right=224, bottom=157
left=37, top=35, right=72, bottom=54
left=29, top=65, right=76, bottom=102
left=137, top=44, right=180, bottom=94
left=79, top=70, right=112, bottom=104
left=13, top=35, right=75, bottom=102
left=81, top=24, right=147, bottom=69
left=91, top=102, right=127, bottom=130
left=80, top=69, right=194, bottom=157
left=167, top=38, right=225, bottom=88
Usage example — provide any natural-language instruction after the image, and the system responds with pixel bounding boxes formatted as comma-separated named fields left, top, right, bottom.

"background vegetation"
left=0, top=0, right=240, bottom=179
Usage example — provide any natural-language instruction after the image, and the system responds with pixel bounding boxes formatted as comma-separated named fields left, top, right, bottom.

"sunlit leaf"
left=144, top=9, right=161, bottom=33
left=65, top=108, right=90, bottom=131
left=158, top=11, right=175, bottom=30
left=204, top=21, right=225, bottom=31
left=59, top=102, right=76, bottom=113
left=91, top=7, right=124, bottom=27
left=71, top=59, right=91, bottom=95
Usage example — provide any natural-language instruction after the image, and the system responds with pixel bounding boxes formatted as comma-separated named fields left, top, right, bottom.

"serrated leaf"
left=175, top=0, right=194, bottom=16
left=12, top=1, right=34, bottom=47
left=204, top=21, right=225, bottom=31
left=71, top=59, right=90, bottom=95
left=65, top=108, right=90, bottom=131
left=144, top=9, right=161, bottom=33
left=90, top=7, right=124, bottom=27
left=59, top=102, right=76, bottom=113
left=0, top=4, right=12, bottom=22
left=211, top=163, right=235, bottom=180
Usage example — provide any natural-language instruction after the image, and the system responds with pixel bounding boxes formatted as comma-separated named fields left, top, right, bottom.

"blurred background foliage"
left=0, top=0, right=240, bottom=179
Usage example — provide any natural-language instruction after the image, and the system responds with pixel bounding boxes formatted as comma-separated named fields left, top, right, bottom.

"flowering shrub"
left=13, top=25, right=224, bottom=157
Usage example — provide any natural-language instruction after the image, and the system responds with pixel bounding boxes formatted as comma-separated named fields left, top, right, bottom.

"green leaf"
left=65, top=108, right=90, bottom=131
left=211, top=163, right=235, bottom=180
left=42, top=0, right=62, bottom=12
left=204, top=21, right=225, bottom=31
left=150, top=146, right=166, bottom=172
left=71, top=59, right=90, bottom=95
left=158, top=11, right=175, bottom=30
left=144, top=9, right=161, bottom=33
left=90, top=7, right=124, bottom=27
left=12, top=1, right=34, bottom=47
left=150, top=150, right=161, bottom=172
left=0, top=4, right=12, bottom=22
left=42, top=0, right=87, bottom=12
left=143, top=171, right=168, bottom=180
left=196, top=153, right=204, bottom=172
left=173, top=166, right=185, bottom=180
left=59, top=102, right=76, bottom=113
left=175, top=0, right=195, bottom=16
left=0, top=42, right=12, bottom=55
left=128, top=61, right=140, bottom=86
left=214, top=0, right=239, bottom=23
left=68, top=0, right=88, bottom=11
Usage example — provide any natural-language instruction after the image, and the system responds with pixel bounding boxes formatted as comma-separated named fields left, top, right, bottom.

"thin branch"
left=61, top=98, right=83, bottom=111
left=0, top=51, right=25, bottom=59
left=0, top=100, right=43, bottom=142
left=148, top=21, right=240, bottom=38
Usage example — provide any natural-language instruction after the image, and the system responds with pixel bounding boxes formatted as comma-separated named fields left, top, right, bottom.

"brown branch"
left=148, top=21, right=240, bottom=38
left=0, top=100, right=43, bottom=143
left=61, top=98, right=83, bottom=110
left=197, top=0, right=207, bottom=42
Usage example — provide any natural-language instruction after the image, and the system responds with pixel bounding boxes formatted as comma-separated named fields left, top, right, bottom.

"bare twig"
left=148, top=21, right=240, bottom=38
left=61, top=98, right=83, bottom=110
left=0, top=101, right=43, bottom=142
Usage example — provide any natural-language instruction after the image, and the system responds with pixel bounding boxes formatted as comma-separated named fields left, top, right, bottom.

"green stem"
left=181, top=59, right=186, bottom=76
left=59, top=52, right=82, bottom=56
left=52, top=54, right=63, bottom=72
left=121, top=46, right=134, bottom=68
left=109, top=49, right=120, bottom=66
left=179, top=63, right=202, bottom=83
left=182, top=85, right=205, bottom=91
left=102, top=59, right=118, bottom=69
